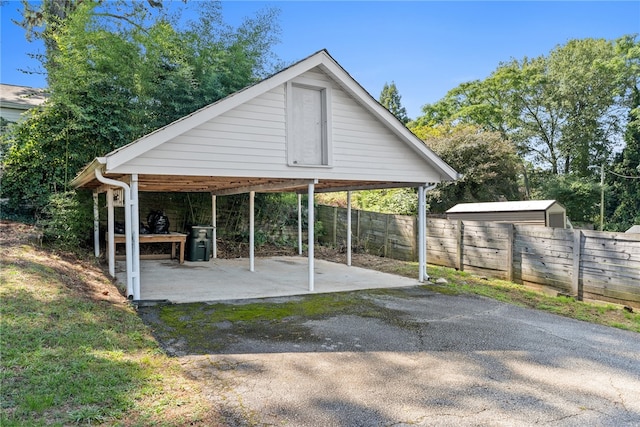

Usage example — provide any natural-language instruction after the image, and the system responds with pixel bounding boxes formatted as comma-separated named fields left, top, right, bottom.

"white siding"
left=447, top=211, right=547, bottom=226
left=114, top=66, right=441, bottom=183
left=121, top=87, right=287, bottom=176
left=0, top=107, right=25, bottom=124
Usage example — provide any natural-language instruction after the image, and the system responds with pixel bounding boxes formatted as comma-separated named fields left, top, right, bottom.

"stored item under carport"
left=187, top=226, right=214, bottom=261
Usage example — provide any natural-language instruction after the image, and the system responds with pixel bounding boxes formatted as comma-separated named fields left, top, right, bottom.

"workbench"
left=111, top=233, right=187, bottom=264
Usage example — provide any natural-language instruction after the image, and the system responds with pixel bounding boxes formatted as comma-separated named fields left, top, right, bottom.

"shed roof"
left=446, top=200, right=561, bottom=214
left=626, top=225, right=640, bottom=234
left=72, top=49, right=458, bottom=194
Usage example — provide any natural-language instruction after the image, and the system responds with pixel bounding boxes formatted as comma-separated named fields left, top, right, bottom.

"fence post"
left=356, top=209, right=361, bottom=248
left=384, top=214, right=390, bottom=257
left=506, top=223, right=514, bottom=282
left=572, top=230, right=583, bottom=300
left=332, top=206, right=338, bottom=246
left=456, top=220, right=464, bottom=271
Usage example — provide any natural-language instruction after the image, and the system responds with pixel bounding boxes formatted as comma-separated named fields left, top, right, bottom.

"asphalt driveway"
left=139, top=287, right=640, bottom=426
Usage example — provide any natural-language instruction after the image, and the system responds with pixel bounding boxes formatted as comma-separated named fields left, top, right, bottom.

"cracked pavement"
left=154, top=288, right=640, bottom=426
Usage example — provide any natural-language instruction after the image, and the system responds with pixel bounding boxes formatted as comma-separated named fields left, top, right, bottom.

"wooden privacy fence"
left=317, top=205, right=640, bottom=307
left=317, top=205, right=417, bottom=261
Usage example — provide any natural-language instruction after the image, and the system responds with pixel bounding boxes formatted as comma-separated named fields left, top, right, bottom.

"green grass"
left=1, top=241, right=219, bottom=425
left=422, top=264, right=640, bottom=333
left=347, top=258, right=639, bottom=333
left=150, top=291, right=413, bottom=353
left=160, top=292, right=364, bottom=325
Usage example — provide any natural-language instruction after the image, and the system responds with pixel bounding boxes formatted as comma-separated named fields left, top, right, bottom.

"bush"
left=354, top=188, right=418, bottom=215
left=39, top=191, right=93, bottom=252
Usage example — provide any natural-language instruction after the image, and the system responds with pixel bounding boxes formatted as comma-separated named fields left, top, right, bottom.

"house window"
left=287, top=82, right=331, bottom=166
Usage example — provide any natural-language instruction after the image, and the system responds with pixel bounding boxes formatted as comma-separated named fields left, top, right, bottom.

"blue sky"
left=1, top=1, right=638, bottom=119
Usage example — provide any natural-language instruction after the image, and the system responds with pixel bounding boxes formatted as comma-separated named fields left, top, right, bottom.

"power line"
left=605, top=169, right=640, bottom=180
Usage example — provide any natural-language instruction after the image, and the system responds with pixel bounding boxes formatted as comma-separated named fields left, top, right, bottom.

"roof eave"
left=70, top=157, right=106, bottom=189
left=316, top=53, right=459, bottom=181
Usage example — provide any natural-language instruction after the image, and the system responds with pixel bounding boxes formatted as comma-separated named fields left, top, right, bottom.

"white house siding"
left=113, top=67, right=439, bottom=183
left=0, top=107, right=24, bottom=123
left=119, top=87, right=288, bottom=176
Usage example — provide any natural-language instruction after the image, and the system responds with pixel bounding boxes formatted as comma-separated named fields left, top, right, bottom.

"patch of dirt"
left=314, top=245, right=416, bottom=277
left=0, top=220, right=127, bottom=305
left=216, top=240, right=299, bottom=259
left=0, top=220, right=42, bottom=246
left=212, top=240, right=414, bottom=277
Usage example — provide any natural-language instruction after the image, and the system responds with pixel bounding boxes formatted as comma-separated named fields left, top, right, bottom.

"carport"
left=72, top=50, right=458, bottom=302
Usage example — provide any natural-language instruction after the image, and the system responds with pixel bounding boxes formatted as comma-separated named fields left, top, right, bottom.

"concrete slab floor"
left=116, top=256, right=421, bottom=303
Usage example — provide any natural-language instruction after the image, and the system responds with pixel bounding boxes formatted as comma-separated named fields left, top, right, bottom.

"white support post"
left=107, top=187, right=115, bottom=278
left=95, top=169, right=132, bottom=298
left=123, top=192, right=133, bottom=299
left=212, top=194, right=217, bottom=259
left=418, top=186, right=426, bottom=283
left=93, top=191, right=100, bottom=258
left=131, top=174, right=141, bottom=301
left=308, top=183, right=315, bottom=292
left=347, top=191, right=352, bottom=267
left=249, top=191, right=255, bottom=272
left=297, top=193, right=303, bottom=255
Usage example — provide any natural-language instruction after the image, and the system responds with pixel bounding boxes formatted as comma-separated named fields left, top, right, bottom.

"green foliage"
left=422, top=125, right=521, bottom=212
left=1, top=106, right=73, bottom=212
left=379, top=81, right=409, bottom=124
left=413, top=35, right=639, bottom=226
left=2, top=0, right=280, bottom=230
left=606, top=87, right=640, bottom=231
left=1, top=236, right=214, bottom=425
left=39, top=191, right=94, bottom=250
left=0, top=116, right=11, bottom=132
left=354, top=188, right=418, bottom=215
left=214, top=192, right=321, bottom=245
left=417, top=36, right=636, bottom=177
left=530, top=173, right=600, bottom=224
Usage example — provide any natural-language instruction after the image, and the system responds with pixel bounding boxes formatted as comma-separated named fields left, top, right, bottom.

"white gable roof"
left=73, top=50, right=458, bottom=191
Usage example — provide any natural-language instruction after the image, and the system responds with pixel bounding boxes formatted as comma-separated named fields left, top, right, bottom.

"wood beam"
left=302, top=182, right=424, bottom=194
left=213, top=179, right=317, bottom=196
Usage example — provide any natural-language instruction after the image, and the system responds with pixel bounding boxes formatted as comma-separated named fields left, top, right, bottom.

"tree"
left=15, top=0, right=166, bottom=83
left=421, top=125, right=521, bottom=213
left=1, top=0, right=281, bottom=219
left=606, top=88, right=640, bottom=230
left=416, top=36, right=637, bottom=177
left=529, top=173, right=600, bottom=224
left=379, top=81, right=409, bottom=124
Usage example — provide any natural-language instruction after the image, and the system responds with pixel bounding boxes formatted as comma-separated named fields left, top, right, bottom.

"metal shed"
left=72, top=49, right=459, bottom=302
left=446, top=200, right=567, bottom=228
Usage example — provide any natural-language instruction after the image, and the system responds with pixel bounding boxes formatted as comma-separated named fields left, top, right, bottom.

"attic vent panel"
left=287, top=82, right=331, bottom=167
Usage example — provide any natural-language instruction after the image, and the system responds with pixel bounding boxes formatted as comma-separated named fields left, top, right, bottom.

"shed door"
left=290, top=85, right=326, bottom=165
left=548, top=213, right=565, bottom=228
